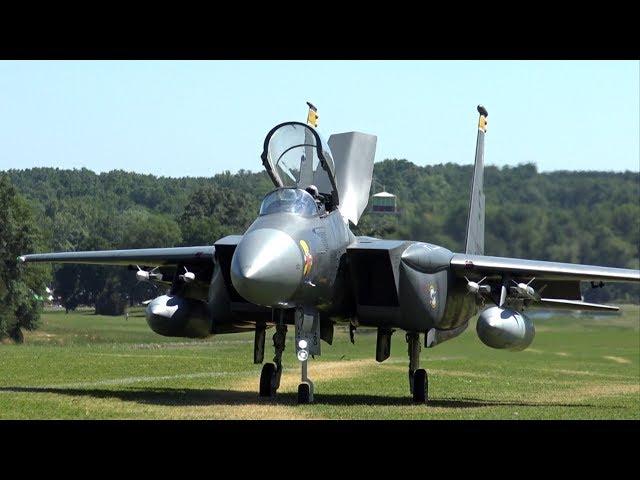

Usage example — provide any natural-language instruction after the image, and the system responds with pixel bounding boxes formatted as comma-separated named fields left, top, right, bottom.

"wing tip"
left=17, top=255, right=27, bottom=263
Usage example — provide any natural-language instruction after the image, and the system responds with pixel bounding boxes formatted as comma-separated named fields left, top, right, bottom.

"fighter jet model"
left=19, top=104, right=640, bottom=404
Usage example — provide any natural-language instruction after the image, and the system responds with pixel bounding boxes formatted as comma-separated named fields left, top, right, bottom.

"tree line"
left=1, top=161, right=638, bottom=340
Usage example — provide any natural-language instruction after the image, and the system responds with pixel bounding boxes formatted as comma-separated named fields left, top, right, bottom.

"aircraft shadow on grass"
left=0, top=386, right=611, bottom=410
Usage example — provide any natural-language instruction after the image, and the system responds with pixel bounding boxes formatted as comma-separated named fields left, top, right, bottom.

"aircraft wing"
left=450, top=253, right=640, bottom=283
left=18, top=246, right=215, bottom=267
left=451, top=253, right=639, bottom=311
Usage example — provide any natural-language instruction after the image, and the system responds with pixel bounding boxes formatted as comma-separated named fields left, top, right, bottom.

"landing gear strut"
left=254, top=322, right=265, bottom=364
left=295, top=307, right=320, bottom=404
left=376, top=328, right=394, bottom=362
left=297, top=350, right=314, bottom=404
left=259, top=313, right=287, bottom=398
left=407, top=332, right=428, bottom=403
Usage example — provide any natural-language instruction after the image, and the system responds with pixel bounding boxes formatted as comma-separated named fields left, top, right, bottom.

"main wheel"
left=412, top=369, right=428, bottom=403
left=273, top=365, right=282, bottom=390
left=297, top=382, right=311, bottom=404
left=259, top=363, right=277, bottom=397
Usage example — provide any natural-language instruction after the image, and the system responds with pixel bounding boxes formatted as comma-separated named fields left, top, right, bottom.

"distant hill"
left=5, top=161, right=639, bottom=304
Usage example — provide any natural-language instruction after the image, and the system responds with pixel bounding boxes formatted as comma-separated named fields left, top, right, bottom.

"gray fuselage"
left=230, top=207, right=354, bottom=314
left=225, top=194, right=477, bottom=338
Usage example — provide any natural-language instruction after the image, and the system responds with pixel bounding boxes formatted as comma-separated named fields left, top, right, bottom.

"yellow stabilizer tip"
left=307, top=110, right=318, bottom=127
left=478, top=116, right=488, bottom=132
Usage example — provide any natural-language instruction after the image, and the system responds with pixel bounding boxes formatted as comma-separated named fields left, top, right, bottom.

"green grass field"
left=1, top=306, right=638, bottom=419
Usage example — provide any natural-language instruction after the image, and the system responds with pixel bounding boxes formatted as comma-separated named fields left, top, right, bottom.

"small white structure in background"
left=371, top=191, right=397, bottom=213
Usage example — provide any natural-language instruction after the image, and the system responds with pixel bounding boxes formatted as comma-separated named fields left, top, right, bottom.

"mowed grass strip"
left=0, top=306, right=638, bottom=419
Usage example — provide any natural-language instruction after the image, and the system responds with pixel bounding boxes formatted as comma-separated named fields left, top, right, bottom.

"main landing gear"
left=256, top=311, right=429, bottom=404
left=258, top=313, right=287, bottom=398
left=407, top=332, right=428, bottom=403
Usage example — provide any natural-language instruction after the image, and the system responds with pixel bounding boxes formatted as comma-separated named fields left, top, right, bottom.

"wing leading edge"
left=18, top=246, right=215, bottom=267
left=450, top=253, right=640, bottom=283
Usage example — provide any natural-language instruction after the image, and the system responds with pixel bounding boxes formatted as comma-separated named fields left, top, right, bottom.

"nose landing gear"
left=297, top=354, right=314, bottom=404
left=295, top=307, right=320, bottom=404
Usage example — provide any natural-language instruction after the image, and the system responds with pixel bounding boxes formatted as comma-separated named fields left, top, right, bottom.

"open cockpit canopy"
left=261, top=122, right=339, bottom=206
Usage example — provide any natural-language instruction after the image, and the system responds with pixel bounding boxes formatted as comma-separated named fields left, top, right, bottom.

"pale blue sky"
left=0, top=61, right=638, bottom=177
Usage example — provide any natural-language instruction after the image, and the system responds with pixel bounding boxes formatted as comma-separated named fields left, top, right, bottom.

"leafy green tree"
left=0, top=174, right=51, bottom=342
left=179, top=186, right=256, bottom=246
left=118, top=207, right=183, bottom=249
left=94, top=276, right=128, bottom=316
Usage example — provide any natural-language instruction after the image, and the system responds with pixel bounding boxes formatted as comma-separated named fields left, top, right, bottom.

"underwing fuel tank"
left=476, top=306, right=535, bottom=351
left=145, top=294, right=211, bottom=338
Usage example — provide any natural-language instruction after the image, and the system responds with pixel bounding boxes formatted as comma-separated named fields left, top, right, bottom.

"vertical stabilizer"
left=464, top=105, right=488, bottom=255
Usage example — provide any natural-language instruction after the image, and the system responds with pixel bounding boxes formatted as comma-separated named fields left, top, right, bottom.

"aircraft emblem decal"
left=299, top=240, right=313, bottom=276
left=428, top=284, right=438, bottom=309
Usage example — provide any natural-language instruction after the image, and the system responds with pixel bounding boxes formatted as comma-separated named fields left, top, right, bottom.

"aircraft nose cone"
left=230, top=228, right=303, bottom=307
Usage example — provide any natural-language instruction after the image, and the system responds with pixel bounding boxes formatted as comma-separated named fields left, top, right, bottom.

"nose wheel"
left=298, top=381, right=313, bottom=404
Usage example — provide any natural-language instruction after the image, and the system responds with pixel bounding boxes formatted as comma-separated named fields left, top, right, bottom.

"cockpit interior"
left=259, top=188, right=321, bottom=217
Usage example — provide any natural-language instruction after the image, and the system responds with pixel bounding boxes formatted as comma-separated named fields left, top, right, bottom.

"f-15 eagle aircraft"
left=20, top=104, right=640, bottom=404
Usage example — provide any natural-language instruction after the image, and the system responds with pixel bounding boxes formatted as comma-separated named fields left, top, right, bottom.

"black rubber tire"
left=273, top=365, right=282, bottom=390
left=259, top=363, right=277, bottom=397
left=297, top=383, right=311, bottom=404
left=412, top=369, right=428, bottom=403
